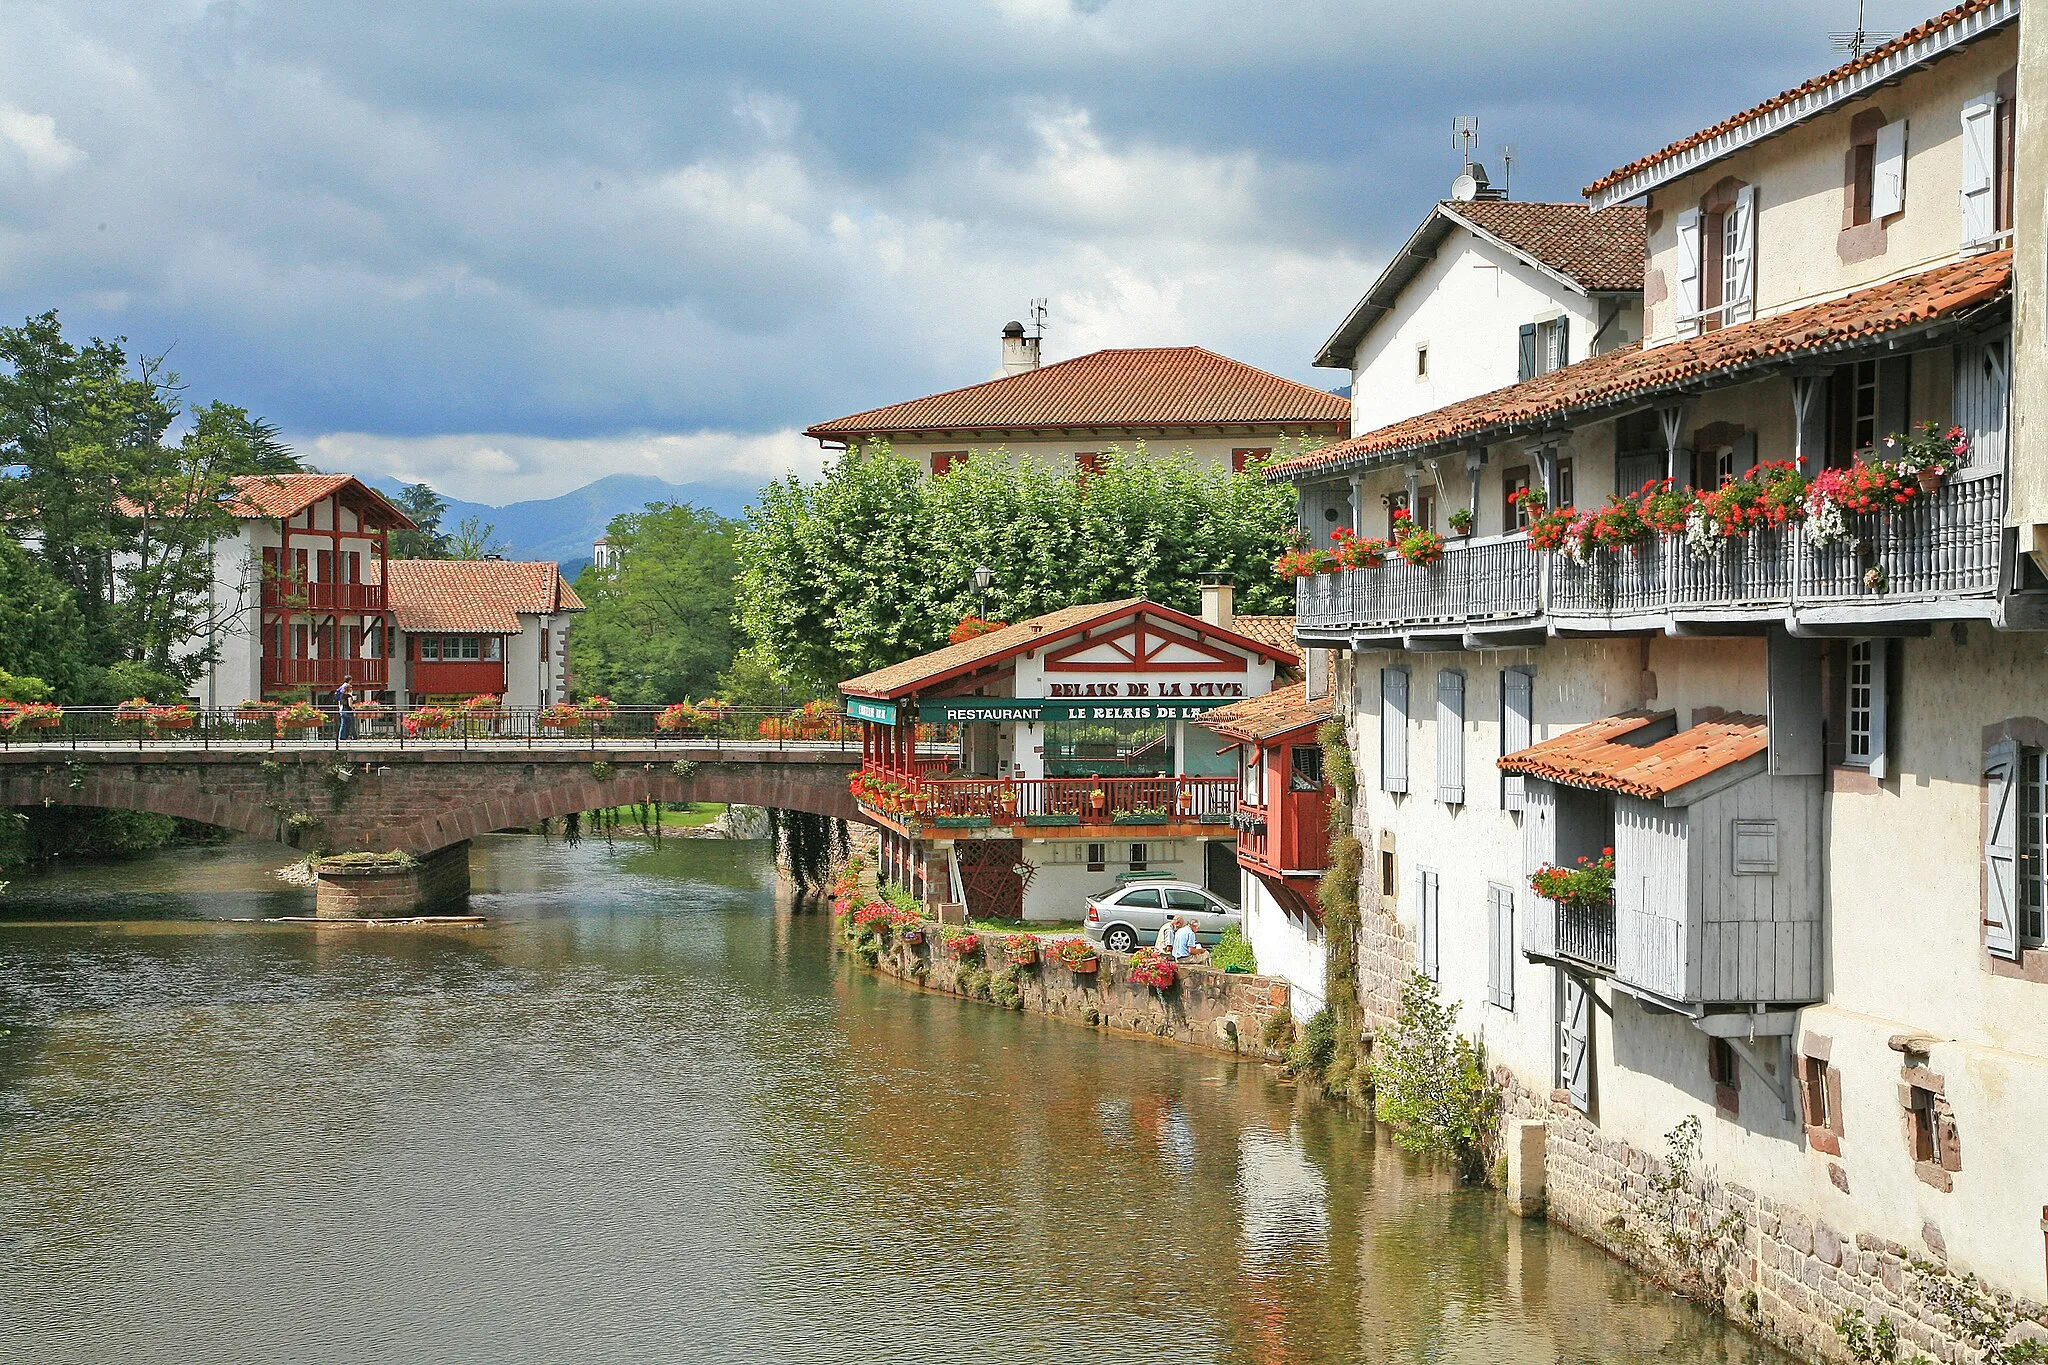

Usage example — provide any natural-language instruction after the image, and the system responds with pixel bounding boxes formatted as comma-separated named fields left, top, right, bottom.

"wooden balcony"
left=857, top=768, right=1238, bottom=833
left=262, top=580, right=387, bottom=613
left=262, top=657, right=388, bottom=691
left=1235, top=790, right=1330, bottom=875
left=1298, top=473, right=2006, bottom=637
left=409, top=661, right=508, bottom=697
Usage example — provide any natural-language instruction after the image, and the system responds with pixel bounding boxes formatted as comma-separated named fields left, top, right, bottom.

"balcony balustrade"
left=1553, top=900, right=1617, bottom=973
left=860, top=769, right=1238, bottom=826
left=262, top=580, right=388, bottom=613
left=1298, top=473, right=2005, bottom=635
left=262, top=657, right=389, bottom=691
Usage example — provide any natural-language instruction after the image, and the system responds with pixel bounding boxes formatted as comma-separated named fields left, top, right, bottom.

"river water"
left=0, top=835, right=1788, bottom=1364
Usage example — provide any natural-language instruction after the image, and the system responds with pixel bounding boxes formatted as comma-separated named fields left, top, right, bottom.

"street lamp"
left=973, top=563, right=993, bottom=619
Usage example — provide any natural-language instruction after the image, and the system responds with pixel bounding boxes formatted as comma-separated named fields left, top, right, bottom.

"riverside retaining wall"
left=862, top=930, right=1295, bottom=1059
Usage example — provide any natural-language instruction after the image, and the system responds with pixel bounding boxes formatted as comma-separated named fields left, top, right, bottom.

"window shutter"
left=1420, top=868, right=1440, bottom=982
left=1501, top=667, right=1533, bottom=811
left=1553, top=316, right=1569, bottom=370
left=1866, top=638, right=1890, bottom=781
left=1436, top=670, right=1466, bottom=806
left=1726, top=185, right=1757, bottom=324
left=1985, top=737, right=2020, bottom=960
left=1488, top=884, right=1515, bottom=1009
left=1381, top=667, right=1409, bottom=794
left=1517, top=324, right=1537, bottom=382
left=1560, top=973, right=1592, bottom=1113
left=1954, top=336, right=2009, bottom=475
left=1961, top=94, right=1996, bottom=246
left=1872, top=119, right=1907, bottom=219
left=1675, top=209, right=1703, bottom=337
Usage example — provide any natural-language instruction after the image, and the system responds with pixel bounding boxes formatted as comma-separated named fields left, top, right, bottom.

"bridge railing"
left=0, top=704, right=961, bottom=756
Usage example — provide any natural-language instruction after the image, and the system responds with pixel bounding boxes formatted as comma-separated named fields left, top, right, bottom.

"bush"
left=1259, top=1012, right=1297, bottom=1054
left=1371, top=973, right=1495, bottom=1177
left=1287, top=1008, right=1335, bottom=1076
left=1209, top=925, right=1257, bottom=973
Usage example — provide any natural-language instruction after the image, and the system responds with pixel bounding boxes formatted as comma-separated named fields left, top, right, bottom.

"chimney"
left=1001, top=320, right=1040, bottom=376
left=1200, top=575, right=1234, bottom=632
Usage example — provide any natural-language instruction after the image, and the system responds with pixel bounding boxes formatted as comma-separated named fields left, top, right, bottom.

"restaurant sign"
left=844, top=697, right=899, bottom=726
left=916, top=698, right=1236, bottom=723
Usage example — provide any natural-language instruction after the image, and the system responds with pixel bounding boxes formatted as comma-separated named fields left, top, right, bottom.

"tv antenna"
left=1829, top=0, right=1894, bottom=59
left=1501, top=144, right=1517, bottom=197
left=1027, top=297, right=1048, bottom=341
left=1451, top=115, right=1479, bottom=158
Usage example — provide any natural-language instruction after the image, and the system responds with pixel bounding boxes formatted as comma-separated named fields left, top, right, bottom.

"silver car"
left=1084, top=879, right=1240, bottom=954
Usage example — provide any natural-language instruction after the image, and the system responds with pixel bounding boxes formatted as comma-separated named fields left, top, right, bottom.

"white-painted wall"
left=1241, top=874, right=1327, bottom=1023
left=1348, top=231, right=1630, bottom=437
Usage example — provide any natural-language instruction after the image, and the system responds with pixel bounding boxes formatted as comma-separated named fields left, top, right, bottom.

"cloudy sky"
left=0, top=0, right=1947, bottom=502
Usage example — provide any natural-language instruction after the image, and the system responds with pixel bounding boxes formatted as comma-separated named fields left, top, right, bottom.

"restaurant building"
left=838, top=587, right=1296, bottom=920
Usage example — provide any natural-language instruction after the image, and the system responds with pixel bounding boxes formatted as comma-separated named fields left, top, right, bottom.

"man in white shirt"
left=1170, top=917, right=1200, bottom=962
left=1153, top=916, right=1175, bottom=955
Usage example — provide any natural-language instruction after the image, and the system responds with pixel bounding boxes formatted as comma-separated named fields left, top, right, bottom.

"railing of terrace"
left=1555, top=900, right=1618, bottom=973
left=0, top=705, right=961, bottom=756
left=1301, top=472, right=2006, bottom=632
left=886, top=772, right=1238, bottom=823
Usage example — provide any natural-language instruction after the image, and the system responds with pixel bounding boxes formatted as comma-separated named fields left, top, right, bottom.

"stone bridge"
left=0, top=742, right=864, bottom=915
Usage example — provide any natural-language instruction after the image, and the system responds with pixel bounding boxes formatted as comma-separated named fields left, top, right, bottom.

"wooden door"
left=955, top=838, right=1024, bottom=921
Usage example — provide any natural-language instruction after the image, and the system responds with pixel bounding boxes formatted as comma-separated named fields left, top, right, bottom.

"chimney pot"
left=1200, top=576, right=1235, bottom=632
left=1001, top=321, right=1041, bottom=377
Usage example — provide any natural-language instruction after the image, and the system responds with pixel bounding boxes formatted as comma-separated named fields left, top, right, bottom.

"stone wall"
left=863, top=930, right=1294, bottom=1060
left=312, top=843, right=473, bottom=918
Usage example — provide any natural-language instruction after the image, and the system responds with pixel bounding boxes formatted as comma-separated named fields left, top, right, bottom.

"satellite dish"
left=1451, top=172, right=1479, bottom=202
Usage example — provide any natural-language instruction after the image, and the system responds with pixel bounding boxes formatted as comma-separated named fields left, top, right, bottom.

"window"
left=1908, top=1086, right=1940, bottom=1164
left=2011, top=744, right=2048, bottom=946
left=1552, top=458, right=1574, bottom=510
left=1164, top=888, right=1212, bottom=914
left=931, top=450, right=966, bottom=476
left=1416, top=345, right=1429, bottom=379
left=1800, top=1052, right=1838, bottom=1151
left=1289, top=744, right=1324, bottom=793
left=540, top=628, right=549, bottom=661
left=1128, top=843, right=1149, bottom=872
left=1679, top=183, right=1755, bottom=334
left=1844, top=639, right=1887, bottom=776
left=1086, top=843, right=1107, bottom=873
left=1708, top=1038, right=1740, bottom=1114
left=1380, top=847, right=1397, bottom=904
left=1961, top=91, right=2014, bottom=247
left=1503, top=467, right=1532, bottom=529
left=1851, top=118, right=1907, bottom=226
left=1230, top=448, right=1270, bottom=474
left=1241, top=747, right=1264, bottom=805
left=1486, top=884, right=1515, bottom=1009
left=1517, top=318, right=1568, bottom=380
left=1116, top=887, right=1162, bottom=908
left=1850, top=139, right=1876, bottom=226
left=1828, top=356, right=1911, bottom=466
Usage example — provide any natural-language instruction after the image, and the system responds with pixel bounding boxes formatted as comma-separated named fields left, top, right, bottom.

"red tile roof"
left=1226, top=615, right=1300, bottom=662
left=385, top=560, right=584, bottom=634
left=1273, top=251, right=2010, bottom=478
left=1498, top=711, right=1767, bottom=801
left=1198, top=681, right=1330, bottom=743
left=1586, top=0, right=2013, bottom=198
left=806, top=347, right=1351, bottom=440
left=1447, top=201, right=1647, bottom=293
left=225, top=474, right=416, bottom=529
left=839, top=598, right=1299, bottom=700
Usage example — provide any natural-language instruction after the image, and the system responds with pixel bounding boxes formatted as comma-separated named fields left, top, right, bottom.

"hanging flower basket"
left=276, top=701, right=328, bottom=733
left=401, top=706, right=455, bottom=736
left=144, top=706, right=196, bottom=732
left=1053, top=938, right=1099, bottom=974
left=537, top=702, right=583, bottom=731
left=1128, top=950, right=1177, bottom=989
left=1003, top=933, right=1039, bottom=966
left=900, top=927, right=926, bottom=948
left=1, top=702, right=63, bottom=732
left=113, top=697, right=152, bottom=727
left=942, top=930, right=982, bottom=959
left=234, top=700, right=277, bottom=723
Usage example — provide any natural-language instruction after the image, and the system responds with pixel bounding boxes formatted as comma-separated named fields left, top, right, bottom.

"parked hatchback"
left=1084, top=880, right=1239, bottom=954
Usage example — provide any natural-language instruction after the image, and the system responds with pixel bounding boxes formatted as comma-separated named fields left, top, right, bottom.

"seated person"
left=1170, top=916, right=1208, bottom=964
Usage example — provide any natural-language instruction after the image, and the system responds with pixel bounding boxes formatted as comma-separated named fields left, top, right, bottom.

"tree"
left=445, top=514, right=507, bottom=560
left=734, top=441, right=1306, bottom=684
left=569, top=503, right=738, bottom=703
left=387, top=483, right=450, bottom=558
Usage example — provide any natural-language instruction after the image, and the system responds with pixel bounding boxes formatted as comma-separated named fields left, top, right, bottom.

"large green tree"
left=0, top=312, right=300, bottom=690
left=387, top=483, right=450, bottom=558
left=735, top=442, right=1304, bottom=684
left=569, top=503, right=738, bottom=704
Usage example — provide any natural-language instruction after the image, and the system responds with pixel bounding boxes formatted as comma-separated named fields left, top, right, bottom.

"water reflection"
left=0, top=834, right=1788, bottom=1364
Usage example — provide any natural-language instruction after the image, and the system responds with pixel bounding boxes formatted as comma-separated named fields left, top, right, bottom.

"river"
left=0, top=834, right=1789, bottom=1364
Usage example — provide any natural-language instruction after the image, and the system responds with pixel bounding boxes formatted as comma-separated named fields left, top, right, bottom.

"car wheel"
left=1102, top=925, right=1138, bottom=953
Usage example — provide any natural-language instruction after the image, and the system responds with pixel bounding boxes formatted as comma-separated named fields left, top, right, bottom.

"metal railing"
left=0, top=705, right=958, bottom=756
left=1299, top=473, right=2006, bottom=632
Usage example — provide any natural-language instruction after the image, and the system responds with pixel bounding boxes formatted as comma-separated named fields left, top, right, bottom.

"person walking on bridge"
left=334, top=677, right=356, bottom=740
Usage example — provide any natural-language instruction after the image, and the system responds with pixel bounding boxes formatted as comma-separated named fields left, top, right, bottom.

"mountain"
left=365, top=473, right=755, bottom=566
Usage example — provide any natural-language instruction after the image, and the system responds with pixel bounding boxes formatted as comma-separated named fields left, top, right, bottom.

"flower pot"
left=1065, top=957, right=1099, bottom=975
left=1917, top=468, right=1944, bottom=494
left=1007, top=946, right=1039, bottom=966
left=901, top=929, right=925, bottom=947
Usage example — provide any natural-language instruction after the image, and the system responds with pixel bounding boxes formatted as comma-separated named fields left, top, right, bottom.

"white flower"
left=1684, top=504, right=1722, bottom=561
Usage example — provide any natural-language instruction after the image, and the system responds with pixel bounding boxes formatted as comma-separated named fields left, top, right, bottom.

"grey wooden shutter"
left=1420, top=868, right=1440, bottom=982
left=1560, top=973, right=1592, bottom=1112
left=1517, top=324, right=1537, bottom=382
left=1872, top=118, right=1907, bottom=219
left=1437, top=670, right=1465, bottom=806
left=1961, top=93, right=1997, bottom=246
left=1381, top=667, right=1409, bottom=794
left=1954, top=336, right=2009, bottom=475
left=1488, top=884, right=1515, bottom=1009
left=1552, top=316, right=1569, bottom=370
left=1675, top=209, right=1703, bottom=338
left=1501, top=667, right=1533, bottom=811
left=1726, top=184, right=1756, bottom=324
left=1986, top=737, right=2021, bottom=960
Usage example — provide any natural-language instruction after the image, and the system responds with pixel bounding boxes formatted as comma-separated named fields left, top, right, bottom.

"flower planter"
left=17, top=713, right=61, bottom=730
left=900, top=929, right=925, bottom=947
left=147, top=716, right=195, bottom=731
left=1196, top=813, right=1234, bottom=825
left=1112, top=813, right=1168, bottom=825
left=1065, top=957, right=1099, bottom=975
left=1024, top=813, right=1079, bottom=826
left=1006, top=944, right=1039, bottom=966
left=1917, top=468, right=1944, bottom=494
